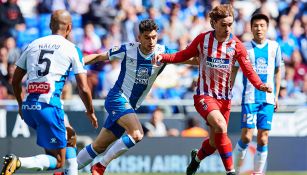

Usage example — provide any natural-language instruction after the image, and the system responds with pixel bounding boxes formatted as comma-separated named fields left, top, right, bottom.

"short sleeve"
left=71, top=46, right=86, bottom=74
left=275, top=45, right=282, bottom=67
left=108, top=44, right=127, bottom=61
left=15, top=45, right=29, bottom=70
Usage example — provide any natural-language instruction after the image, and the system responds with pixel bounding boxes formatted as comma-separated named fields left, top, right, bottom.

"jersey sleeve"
left=15, top=45, right=29, bottom=70
left=108, top=44, right=127, bottom=61
left=275, top=45, right=282, bottom=67
left=235, top=41, right=263, bottom=90
left=71, top=46, right=87, bottom=74
left=161, top=33, right=203, bottom=63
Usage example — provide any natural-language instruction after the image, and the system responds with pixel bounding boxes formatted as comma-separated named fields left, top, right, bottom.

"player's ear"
left=137, top=34, right=141, bottom=42
left=66, top=24, right=72, bottom=37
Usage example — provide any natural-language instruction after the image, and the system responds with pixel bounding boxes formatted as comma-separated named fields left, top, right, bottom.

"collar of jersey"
left=251, top=39, right=268, bottom=48
left=137, top=47, right=155, bottom=60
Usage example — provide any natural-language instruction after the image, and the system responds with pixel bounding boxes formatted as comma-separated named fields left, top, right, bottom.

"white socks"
left=100, top=134, right=135, bottom=167
left=254, top=145, right=268, bottom=173
left=19, top=154, right=57, bottom=171
left=64, top=147, right=78, bottom=175
left=233, top=140, right=248, bottom=173
left=77, top=144, right=98, bottom=169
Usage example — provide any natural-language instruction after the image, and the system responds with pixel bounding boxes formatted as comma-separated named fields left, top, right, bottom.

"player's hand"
left=259, top=83, right=272, bottom=93
left=86, top=111, right=98, bottom=129
left=274, top=99, right=279, bottom=112
left=151, top=54, right=163, bottom=66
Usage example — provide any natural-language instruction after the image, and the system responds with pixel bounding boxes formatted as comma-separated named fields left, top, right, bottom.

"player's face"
left=214, top=16, right=233, bottom=40
left=251, top=19, right=268, bottom=42
left=138, top=30, right=158, bottom=54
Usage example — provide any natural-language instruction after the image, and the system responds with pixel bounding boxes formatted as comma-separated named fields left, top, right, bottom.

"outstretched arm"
left=153, top=34, right=204, bottom=65
left=84, top=52, right=109, bottom=65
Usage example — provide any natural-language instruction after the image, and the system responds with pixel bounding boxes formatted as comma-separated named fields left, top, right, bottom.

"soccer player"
left=76, top=19, right=177, bottom=175
left=152, top=4, right=272, bottom=175
left=1, top=10, right=98, bottom=175
left=232, top=13, right=282, bottom=175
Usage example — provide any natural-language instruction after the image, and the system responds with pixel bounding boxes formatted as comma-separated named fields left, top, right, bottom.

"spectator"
left=37, top=0, right=69, bottom=14
left=144, top=108, right=179, bottom=137
left=81, top=22, right=101, bottom=55
left=121, top=7, right=139, bottom=42
left=298, top=14, right=307, bottom=64
left=181, top=117, right=209, bottom=137
left=277, top=19, right=299, bottom=64
left=87, top=0, right=117, bottom=30
left=0, top=0, right=25, bottom=37
left=4, top=36, right=20, bottom=64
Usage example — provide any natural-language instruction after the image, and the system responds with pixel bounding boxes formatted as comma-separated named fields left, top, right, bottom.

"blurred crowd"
left=0, top=0, right=306, bottom=110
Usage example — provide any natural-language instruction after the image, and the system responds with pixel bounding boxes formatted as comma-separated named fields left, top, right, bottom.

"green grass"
left=20, top=172, right=307, bottom=175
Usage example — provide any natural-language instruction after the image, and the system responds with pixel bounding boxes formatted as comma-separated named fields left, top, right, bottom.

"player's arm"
left=274, top=66, right=281, bottom=111
left=154, top=34, right=203, bottom=64
left=181, top=57, right=199, bottom=65
left=236, top=42, right=272, bottom=93
left=75, top=73, right=98, bottom=128
left=12, top=66, right=27, bottom=118
left=84, top=52, right=109, bottom=65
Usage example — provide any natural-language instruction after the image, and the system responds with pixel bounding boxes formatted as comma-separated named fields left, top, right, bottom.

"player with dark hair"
left=1, top=10, right=98, bottom=175
left=152, top=4, right=272, bottom=175
left=76, top=19, right=177, bottom=175
left=233, top=13, right=282, bottom=175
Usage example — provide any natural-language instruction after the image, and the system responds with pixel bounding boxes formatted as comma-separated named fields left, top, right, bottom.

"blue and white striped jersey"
left=16, top=35, right=86, bottom=109
left=107, top=42, right=175, bottom=109
left=236, top=39, right=282, bottom=104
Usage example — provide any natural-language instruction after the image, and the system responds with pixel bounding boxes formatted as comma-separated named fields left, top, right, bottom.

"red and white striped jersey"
left=161, top=31, right=263, bottom=100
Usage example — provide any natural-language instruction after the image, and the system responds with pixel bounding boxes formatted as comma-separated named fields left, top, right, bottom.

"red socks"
left=197, top=139, right=216, bottom=160
left=215, top=133, right=233, bottom=171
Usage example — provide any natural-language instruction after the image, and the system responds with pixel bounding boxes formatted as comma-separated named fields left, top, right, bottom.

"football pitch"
left=21, top=172, right=307, bottom=175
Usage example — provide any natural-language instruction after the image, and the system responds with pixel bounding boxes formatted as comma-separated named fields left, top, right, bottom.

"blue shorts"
left=104, top=92, right=135, bottom=138
left=241, top=103, right=274, bottom=130
left=22, top=101, right=66, bottom=149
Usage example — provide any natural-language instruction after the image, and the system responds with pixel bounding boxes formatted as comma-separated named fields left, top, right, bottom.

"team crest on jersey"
left=226, top=47, right=235, bottom=57
left=136, top=67, right=149, bottom=85
left=111, top=46, right=120, bottom=52
left=256, top=57, right=268, bottom=74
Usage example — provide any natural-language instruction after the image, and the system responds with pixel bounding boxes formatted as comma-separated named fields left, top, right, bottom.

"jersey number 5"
left=38, top=50, right=53, bottom=76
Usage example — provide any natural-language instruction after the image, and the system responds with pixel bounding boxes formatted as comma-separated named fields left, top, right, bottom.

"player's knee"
left=257, top=136, right=268, bottom=146
left=130, top=131, right=143, bottom=142
left=214, top=122, right=227, bottom=133
left=66, top=126, right=77, bottom=147
left=241, top=135, right=252, bottom=144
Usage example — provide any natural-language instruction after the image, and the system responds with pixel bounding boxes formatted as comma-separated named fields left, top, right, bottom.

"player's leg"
left=2, top=103, right=67, bottom=174
left=62, top=125, right=78, bottom=175
left=186, top=126, right=216, bottom=175
left=254, top=129, right=269, bottom=174
left=233, top=103, right=258, bottom=173
left=233, top=128, right=254, bottom=174
left=253, top=103, right=274, bottom=174
left=77, top=128, right=117, bottom=169
left=207, top=110, right=235, bottom=174
left=92, top=113, right=143, bottom=171
left=186, top=95, right=220, bottom=175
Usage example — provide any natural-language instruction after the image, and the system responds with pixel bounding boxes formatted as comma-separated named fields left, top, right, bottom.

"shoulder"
left=243, top=41, right=253, bottom=49
left=267, top=39, right=280, bottom=48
